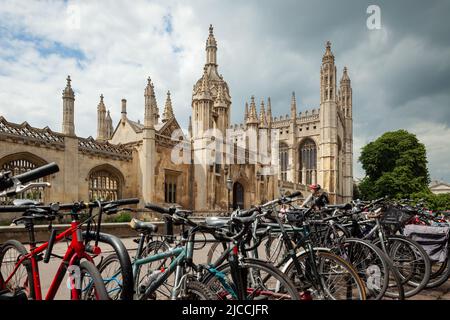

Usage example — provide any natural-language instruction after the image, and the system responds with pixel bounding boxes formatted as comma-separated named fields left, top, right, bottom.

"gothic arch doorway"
left=233, top=182, right=244, bottom=210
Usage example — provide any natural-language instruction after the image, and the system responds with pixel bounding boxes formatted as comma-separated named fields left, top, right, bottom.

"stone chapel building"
left=0, top=25, right=353, bottom=212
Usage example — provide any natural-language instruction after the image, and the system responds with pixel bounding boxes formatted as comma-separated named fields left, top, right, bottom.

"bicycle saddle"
left=129, top=218, right=158, bottom=234
left=204, top=217, right=229, bottom=228
left=13, top=199, right=40, bottom=206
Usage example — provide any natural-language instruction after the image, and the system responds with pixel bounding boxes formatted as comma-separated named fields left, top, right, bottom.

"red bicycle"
left=0, top=163, right=108, bottom=300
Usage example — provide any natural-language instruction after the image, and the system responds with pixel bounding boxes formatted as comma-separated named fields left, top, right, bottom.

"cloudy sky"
left=0, top=0, right=449, bottom=181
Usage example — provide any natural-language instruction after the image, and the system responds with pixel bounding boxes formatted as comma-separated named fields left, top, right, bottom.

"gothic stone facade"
left=0, top=26, right=353, bottom=211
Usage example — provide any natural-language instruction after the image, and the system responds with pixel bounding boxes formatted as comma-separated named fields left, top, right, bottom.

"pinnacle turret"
left=259, top=100, right=268, bottom=128
left=162, top=91, right=174, bottom=122
left=246, top=96, right=259, bottom=125
left=144, top=77, right=158, bottom=127
left=267, top=97, right=273, bottom=125
left=206, top=24, right=217, bottom=66
left=62, top=75, right=74, bottom=98
left=290, top=92, right=297, bottom=119
left=62, top=75, right=75, bottom=135
left=322, top=41, right=335, bottom=64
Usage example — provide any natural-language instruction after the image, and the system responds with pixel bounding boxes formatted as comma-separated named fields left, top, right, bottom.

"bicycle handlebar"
left=0, top=163, right=60, bottom=193
left=145, top=203, right=171, bottom=214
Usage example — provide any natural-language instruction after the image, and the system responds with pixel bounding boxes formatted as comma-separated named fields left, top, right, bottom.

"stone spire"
left=206, top=24, right=217, bottom=66
left=106, top=110, right=113, bottom=139
left=322, top=40, right=335, bottom=64
left=62, top=75, right=75, bottom=136
left=188, top=116, right=192, bottom=137
left=290, top=91, right=297, bottom=119
left=246, top=96, right=259, bottom=125
left=320, top=41, right=337, bottom=103
left=97, top=94, right=107, bottom=141
left=340, top=66, right=351, bottom=83
left=144, top=77, right=159, bottom=127
left=339, top=66, right=352, bottom=117
left=162, top=90, right=174, bottom=122
left=144, top=77, right=155, bottom=128
left=259, top=100, right=268, bottom=128
left=267, top=97, right=273, bottom=125
left=244, top=102, right=249, bottom=122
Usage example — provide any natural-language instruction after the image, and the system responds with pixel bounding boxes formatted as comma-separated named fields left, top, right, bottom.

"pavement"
left=10, top=236, right=450, bottom=300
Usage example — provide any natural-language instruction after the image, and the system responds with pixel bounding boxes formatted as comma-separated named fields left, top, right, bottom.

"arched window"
left=0, top=155, right=47, bottom=204
left=88, top=167, right=122, bottom=201
left=279, top=143, right=289, bottom=181
left=298, top=139, right=317, bottom=185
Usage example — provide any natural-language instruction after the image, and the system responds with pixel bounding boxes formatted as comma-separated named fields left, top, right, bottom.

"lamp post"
left=226, top=177, right=233, bottom=213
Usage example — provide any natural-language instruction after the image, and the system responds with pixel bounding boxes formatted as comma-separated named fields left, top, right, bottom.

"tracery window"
left=89, top=170, right=121, bottom=201
left=298, top=139, right=317, bottom=185
left=165, top=173, right=178, bottom=204
left=0, top=158, right=46, bottom=204
left=279, top=143, right=289, bottom=181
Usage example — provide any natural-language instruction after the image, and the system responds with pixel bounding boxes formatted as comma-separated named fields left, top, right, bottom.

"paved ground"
left=17, top=237, right=450, bottom=300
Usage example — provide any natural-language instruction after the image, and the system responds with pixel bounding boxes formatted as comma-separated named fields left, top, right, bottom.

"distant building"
left=429, top=180, right=450, bottom=194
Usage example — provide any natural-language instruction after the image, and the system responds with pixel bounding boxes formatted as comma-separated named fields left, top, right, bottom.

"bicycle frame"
left=4, top=220, right=95, bottom=300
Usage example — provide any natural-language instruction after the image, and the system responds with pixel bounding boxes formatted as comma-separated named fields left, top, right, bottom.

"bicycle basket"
left=381, top=206, right=414, bottom=226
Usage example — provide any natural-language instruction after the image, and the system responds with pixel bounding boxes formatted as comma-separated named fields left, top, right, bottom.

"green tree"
left=359, top=130, right=430, bottom=200
left=411, top=190, right=450, bottom=211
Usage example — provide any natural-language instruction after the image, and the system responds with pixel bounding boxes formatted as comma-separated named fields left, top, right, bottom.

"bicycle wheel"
left=377, top=235, right=431, bottom=298
left=0, top=240, right=34, bottom=299
left=206, top=241, right=229, bottom=265
left=427, top=257, right=450, bottom=288
left=134, top=239, right=173, bottom=300
left=75, top=261, right=109, bottom=300
left=202, top=258, right=299, bottom=300
left=332, top=238, right=390, bottom=300
left=83, top=231, right=134, bottom=300
left=97, top=253, right=123, bottom=300
left=179, top=280, right=217, bottom=300
left=283, top=250, right=366, bottom=300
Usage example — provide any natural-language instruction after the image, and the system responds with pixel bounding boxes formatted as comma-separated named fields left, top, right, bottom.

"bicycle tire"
left=0, top=240, right=35, bottom=299
left=180, top=280, right=217, bottom=300
left=333, top=238, right=391, bottom=300
left=77, top=260, right=109, bottom=300
left=374, top=235, right=431, bottom=298
left=97, top=253, right=124, bottom=300
left=426, top=253, right=450, bottom=288
left=134, top=239, right=173, bottom=300
left=83, top=231, right=134, bottom=300
left=283, top=250, right=367, bottom=300
left=202, top=258, right=299, bottom=300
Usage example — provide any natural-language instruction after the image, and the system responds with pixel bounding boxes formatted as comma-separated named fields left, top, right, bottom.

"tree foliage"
left=411, top=190, right=450, bottom=212
left=358, top=130, right=430, bottom=200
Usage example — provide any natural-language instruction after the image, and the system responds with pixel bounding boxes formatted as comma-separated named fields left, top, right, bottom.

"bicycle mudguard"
left=82, top=231, right=134, bottom=300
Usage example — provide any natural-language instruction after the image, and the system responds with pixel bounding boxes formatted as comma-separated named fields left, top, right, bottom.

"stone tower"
left=192, top=25, right=231, bottom=210
left=62, top=75, right=75, bottom=136
left=97, top=94, right=107, bottom=141
left=141, top=77, right=157, bottom=203
left=339, top=66, right=353, bottom=202
left=319, top=41, right=338, bottom=202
